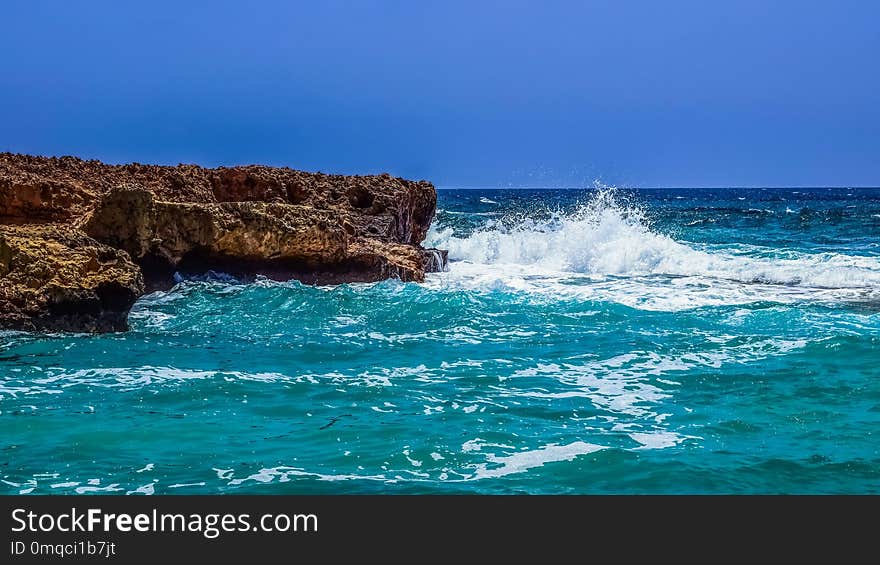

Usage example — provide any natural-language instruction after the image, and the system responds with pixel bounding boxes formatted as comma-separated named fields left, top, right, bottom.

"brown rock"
left=0, top=225, right=144, bottom=332
left=82, top=186, right=355, bottom=287
left=0, top=153, right=447, bottom=332
left=0, top=153, right=437, bottom=245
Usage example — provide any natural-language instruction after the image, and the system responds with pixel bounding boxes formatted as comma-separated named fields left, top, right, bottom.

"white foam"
left=75, top=484, right=123, bottom=494
left=461, top=438, right=515, bottom=453
left=26, top=366, right=293, bottom=393
left=226, top=466, right=387, bottom=485
left=128, top=482, right=156, bottom=495
left=426, top=189, right=880, bottom=310
left=630, top=431, right=685, bottom=449
left=50, top=481, right=80, bottom=488
left=468, top=441, right=606, bottom=480
left=507, top=339, right=806, bottom=418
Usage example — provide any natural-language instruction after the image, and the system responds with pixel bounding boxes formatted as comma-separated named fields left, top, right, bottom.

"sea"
left=2, top=187, right=880, bottom=494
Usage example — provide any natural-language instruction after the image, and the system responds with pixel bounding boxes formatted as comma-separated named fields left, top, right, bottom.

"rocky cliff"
left=0, top=153, right=446, bottom=332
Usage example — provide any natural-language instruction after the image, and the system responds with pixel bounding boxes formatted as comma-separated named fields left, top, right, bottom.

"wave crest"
left=427, top=189, right=880, bottom=290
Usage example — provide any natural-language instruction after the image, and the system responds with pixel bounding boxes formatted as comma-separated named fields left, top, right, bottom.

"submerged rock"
left=0, top=153, right=446, bottom=332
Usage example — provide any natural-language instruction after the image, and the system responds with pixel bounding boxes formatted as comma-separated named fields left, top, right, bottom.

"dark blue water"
left=2, top=187, right=880, bottom=493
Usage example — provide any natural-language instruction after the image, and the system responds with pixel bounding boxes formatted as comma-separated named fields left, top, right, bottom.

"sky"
left=2, top=1, right=878, bottom=188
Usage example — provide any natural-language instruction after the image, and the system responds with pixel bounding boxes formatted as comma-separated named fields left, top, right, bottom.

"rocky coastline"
left=0, top=153, right=446, bottom=333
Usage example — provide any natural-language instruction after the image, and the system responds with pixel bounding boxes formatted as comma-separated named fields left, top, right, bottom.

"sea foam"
left=426, top=189, right=880, bottom=309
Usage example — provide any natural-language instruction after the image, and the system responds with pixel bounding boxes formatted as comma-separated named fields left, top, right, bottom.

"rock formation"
left=0, top=153, right=446, bottom=332
left=0, top=225, right=144, bottom=332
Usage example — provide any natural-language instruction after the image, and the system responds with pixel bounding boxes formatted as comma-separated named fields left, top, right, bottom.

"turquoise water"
left=3, top=188, right=880, bottom=494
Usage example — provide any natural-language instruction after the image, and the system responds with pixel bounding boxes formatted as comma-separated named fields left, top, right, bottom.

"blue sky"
left=2, top=1, right=878, bottom=187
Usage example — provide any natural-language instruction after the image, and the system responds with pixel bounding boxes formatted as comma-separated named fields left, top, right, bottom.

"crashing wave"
left=427, top=189, right=880, bottom=290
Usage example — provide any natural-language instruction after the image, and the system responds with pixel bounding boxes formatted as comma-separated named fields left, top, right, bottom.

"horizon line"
left=436, top=185, right=880, bottom=190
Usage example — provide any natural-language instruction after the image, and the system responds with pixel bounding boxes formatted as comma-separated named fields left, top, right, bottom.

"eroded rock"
left=0, top=153, right=446, bottom=332
left=0, top=225, right=144, bottom=332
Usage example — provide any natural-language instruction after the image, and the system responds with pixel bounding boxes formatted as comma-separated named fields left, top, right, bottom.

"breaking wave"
left=427, top=189, right=880, bottom=291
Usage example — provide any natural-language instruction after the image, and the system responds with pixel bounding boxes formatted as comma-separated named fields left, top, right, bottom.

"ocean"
left=2, top=187, right=880, bottom=494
